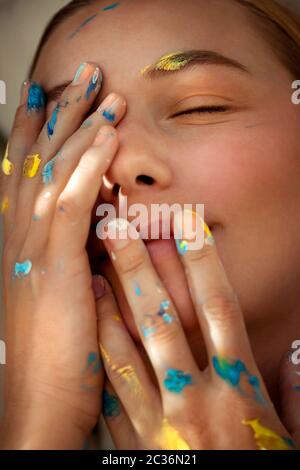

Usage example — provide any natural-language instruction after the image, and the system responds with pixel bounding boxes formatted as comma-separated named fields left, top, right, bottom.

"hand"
left=0, top=62, right=126, bottom=449
left=96, top=212, right=299, bottom=450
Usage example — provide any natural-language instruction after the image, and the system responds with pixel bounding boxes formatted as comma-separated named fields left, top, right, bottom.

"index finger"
left=174, top=209, right=251, bottom=357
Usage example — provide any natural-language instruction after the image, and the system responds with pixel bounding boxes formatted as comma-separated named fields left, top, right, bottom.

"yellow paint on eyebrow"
left=141, top=51, right=190, bottom=75
left=113, top=314, right=122, bottom=322
left=242, top=419, right=292, bottom=450
left=1, top=144, right=14, bottom=176
left=159, top=418, right=190, bottom=450
left=1, top=196, right=9, bottom=214
left=23, top=154, right=42, bottom=178
left=100, top=345, right=142, bottom=395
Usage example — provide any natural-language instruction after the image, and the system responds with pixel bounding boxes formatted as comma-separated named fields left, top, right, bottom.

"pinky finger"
left=47, top=126, right=118, bottom=260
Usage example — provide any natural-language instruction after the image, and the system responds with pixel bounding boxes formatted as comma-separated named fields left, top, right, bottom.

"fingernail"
left=27, top=82, right=46, bottom=113
left=72, top=63, right=103, bottom=98
left=174, top=210, right=214, bottom=255
left=20, top=80, right=30, bottom=106
left=98, top=94, right=125, bottom=123
left=72, top=63, right=88, bottom=84
left=103, top=218, right=139, bottom=251
left=86, top=67, right=102, bottom=100
left=92, top=275, right=106, bottom=300
left=1, top=144, right=14, bottom=176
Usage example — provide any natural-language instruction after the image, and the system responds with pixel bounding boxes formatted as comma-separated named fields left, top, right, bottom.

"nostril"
left=136, top=175, right=155, bottom=186
left=112, top=183, right=120, bottom=195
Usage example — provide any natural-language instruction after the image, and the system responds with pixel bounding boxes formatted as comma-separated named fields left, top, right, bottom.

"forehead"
left=32, top=0, right=280, bottom=92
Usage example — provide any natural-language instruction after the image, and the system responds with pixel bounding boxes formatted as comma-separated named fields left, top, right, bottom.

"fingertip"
left=92, top=275, right=107, bottom=300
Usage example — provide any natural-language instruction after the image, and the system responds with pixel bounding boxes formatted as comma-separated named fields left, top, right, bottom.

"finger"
left=14, top=62, right=102, bottom=245
left=102, top=380, right=137, bottom=450
left=23, top=93, right=126, bottom=255
left=102, top=219, right=204, bottom=410
left=1, top=81, right=45, bottom=237
left=45, top=126, right=118, bottom=262
left=174, top=209, right=269, bottom=403
left=95, top=275, right=160, bottom=437
left=279, top=347, right=300, bottom=445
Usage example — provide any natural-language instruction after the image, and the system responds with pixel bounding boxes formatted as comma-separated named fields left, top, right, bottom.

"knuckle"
left=203, top=293, right=240, bottom=324
left=104, top=355, right=136, bottom=385
left=117, top=248, right=146, bottom=275
left=56, top=194, right=79, bottom=220
left=186, top=245, right=212, bottom=264
left=77, top=155, right=94, bottom=173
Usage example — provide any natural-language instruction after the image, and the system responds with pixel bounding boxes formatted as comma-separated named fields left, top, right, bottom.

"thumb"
left=279, top=344, right=300, bottom=446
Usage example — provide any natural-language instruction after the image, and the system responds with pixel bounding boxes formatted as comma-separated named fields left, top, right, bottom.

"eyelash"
left=172, top=105, right=229, bottom=117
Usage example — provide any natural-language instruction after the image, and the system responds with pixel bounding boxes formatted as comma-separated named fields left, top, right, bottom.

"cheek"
left=171, top=125, right=300, bottom=216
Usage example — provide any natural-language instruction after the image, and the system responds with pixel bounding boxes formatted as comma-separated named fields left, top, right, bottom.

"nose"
left=105, top=124, right=172, bottom=196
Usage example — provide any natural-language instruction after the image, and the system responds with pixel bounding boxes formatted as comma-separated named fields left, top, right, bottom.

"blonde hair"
left=236, top=0, right=300, bottom=77
left=29, top=0, right=300, bottom=78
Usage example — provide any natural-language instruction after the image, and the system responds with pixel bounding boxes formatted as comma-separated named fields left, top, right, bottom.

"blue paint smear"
left=81, top=118, right=93, bottom=128
left=14, top=260, right=32, bottom=279
left=162, top=313, right=173, bottom=324
left=102, top=2, right=120, bottom=11
left=102, top=109, right=116, bottom=122
left=93, top=359, right=102, bottom=374
left=87, top=352, right=97, bottom=366
left=134, top=281, right=142, bottom=297
left=68, top=3, right=120, bottom=40
left=160, top=300, right=170, bottom=311
left=86, top=74, right=99, bottom=100
left=103, top=389, right=121, bottom=418
left=158, top=300, right=173, bottom=324
left=85, top=352, right=102, bottom=374
left=175, top=238, right=188, bottom=256
left=47, top=105, right=60, bottom=139
left=142, top=326, right=156, bottom=338
left=212, top=356, right=266, bottom=405
left=42, top=157, right=56, bottom=184
left=164, top=368, right=193, bottom=394
left=27, top=83, right=45, bottom=112
left=68, top=14, right=98, bottom=39
left=294, top=386, right=300, bottom=391
left=283, top=437, right=296, bottom=448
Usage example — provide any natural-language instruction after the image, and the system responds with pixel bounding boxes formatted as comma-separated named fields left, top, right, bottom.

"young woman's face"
left=33, top=0, right=300, bottom=342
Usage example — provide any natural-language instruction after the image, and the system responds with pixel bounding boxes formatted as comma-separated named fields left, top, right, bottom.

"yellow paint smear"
left=100, top=345, right=142, bottom=395
left=141, top=51, right=188, bottom=75
left=2, top=145, right=14, bottom=176
left=23, top=154, right=42, bottom=178
left=159, top=418, right=190, bottom=450
left=188, top=210, right=215, bottom=246
left=1, top=196, right=9, bottom=214
left=242, top=419, right=291, bottom=450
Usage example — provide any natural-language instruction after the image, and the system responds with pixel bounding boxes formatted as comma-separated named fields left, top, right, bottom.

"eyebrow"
left=140, top=50, right=250, bottom=78
left=45, top=49, right=249, bottom=103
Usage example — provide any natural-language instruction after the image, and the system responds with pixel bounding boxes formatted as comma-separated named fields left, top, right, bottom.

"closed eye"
left=172, top=105, right=229, bottom=117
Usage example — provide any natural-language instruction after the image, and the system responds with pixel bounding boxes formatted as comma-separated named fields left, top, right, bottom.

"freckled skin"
left=33, top=0, right=300, bottom=405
